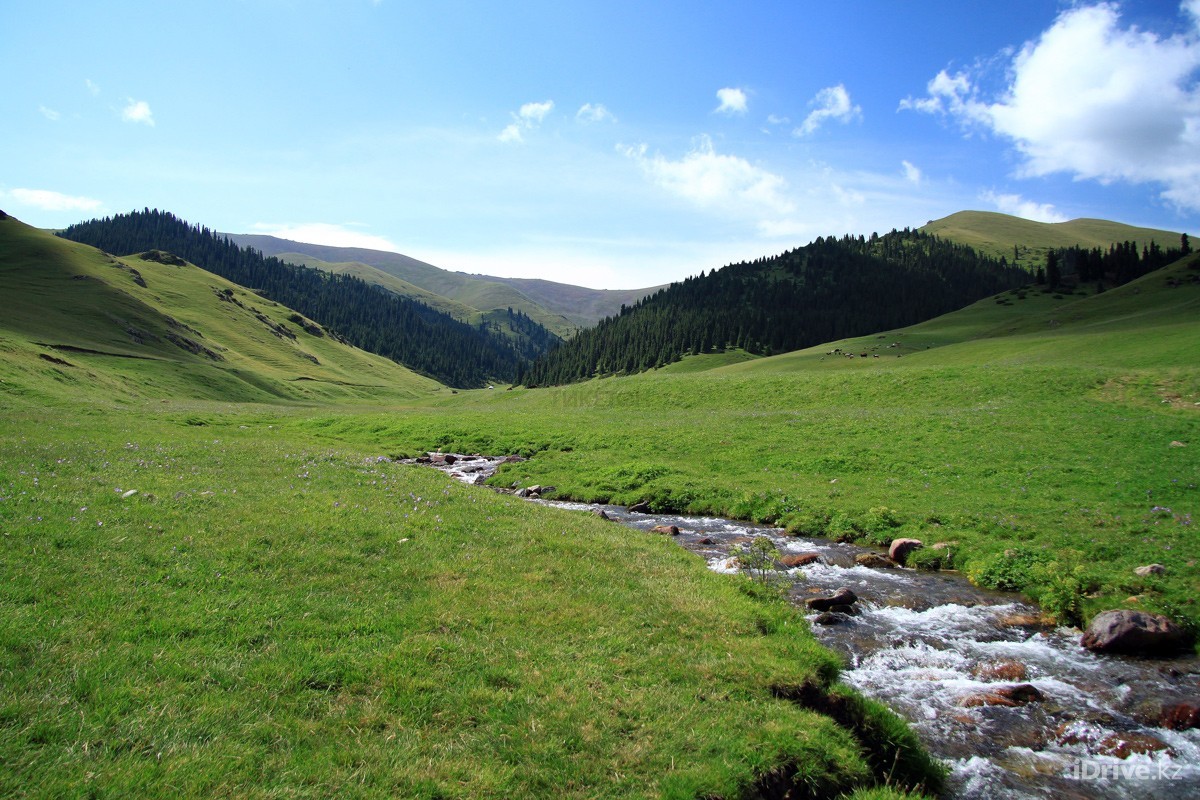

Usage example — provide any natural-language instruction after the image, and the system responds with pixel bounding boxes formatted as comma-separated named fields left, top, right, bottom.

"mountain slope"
left=0, top=213, right=441, bottom=404
left=522, top=228, right=1028, bottom=385
left=224, top=233, right=662, bottom=335
left=57, top=211, right=553, bottom=387
left=922, top=210, right=1185, bottom=269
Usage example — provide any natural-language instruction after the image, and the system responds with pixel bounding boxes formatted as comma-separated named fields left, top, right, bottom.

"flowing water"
left=420, top=455, right=1200, bottom=798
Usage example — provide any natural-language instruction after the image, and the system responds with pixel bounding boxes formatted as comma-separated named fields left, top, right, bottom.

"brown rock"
left=854, top=553, right=898, bottom=569
left=591, top=509, right=611, bottom=520
left=972, top=661, right=1028, bottom=682
left=958, top=684, right=1044, bottom=708
left=779, top=553, right=822, bottom=568
left=1134, top=564, right=1166, bottom=577
left=696, top=537, right=717, bottom=545
left=888, top=538, right=923, bottom=564
left=1096, top=732, right=1175, bottom=759
left=629, top=501, right=651, bottom=513
left=1080, top=610, right=1192, bottom=656
left=1161, top=703, right=1200, bottom=731
left=806, top=588, right=858, bottom=612
left=651, top=525, right=680, bottom=536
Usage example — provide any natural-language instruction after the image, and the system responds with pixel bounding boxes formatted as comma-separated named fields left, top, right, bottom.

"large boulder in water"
left=805, top=587, right=858, bottom=612
left=888, top=538, right=923, bottom=564
left=854, top=553, right=898, bottom=569
left=1080, top=610, right=1192, bottom=656
left=780, top=553, right=822, bottom=568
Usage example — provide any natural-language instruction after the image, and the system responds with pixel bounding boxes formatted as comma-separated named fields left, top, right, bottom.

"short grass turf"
left=294, top=260, right=1200, bottom=632
left=0, top=405, right=938, bottom=799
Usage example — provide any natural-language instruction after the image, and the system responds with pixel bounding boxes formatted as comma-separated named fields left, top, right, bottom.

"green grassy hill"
left=0, top=215, right=441, bottom=406
left=922, top=210, right=1186, bottom=270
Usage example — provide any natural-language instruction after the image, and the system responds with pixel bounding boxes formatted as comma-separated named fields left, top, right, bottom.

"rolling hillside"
left=522, top=228, right=1027, bottom=385
left=57, top=211, right=552, bottom=387
left=0, top=214, right=442, bottom=405
left=922, top=210, right=1186, bottom=270
left=224, top=233, right=662, bottom=335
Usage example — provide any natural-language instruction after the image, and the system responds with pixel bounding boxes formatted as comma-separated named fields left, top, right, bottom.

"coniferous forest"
left=58, top=210, right=560, bottom=387
left=521, top=229, right=1029, bottom=386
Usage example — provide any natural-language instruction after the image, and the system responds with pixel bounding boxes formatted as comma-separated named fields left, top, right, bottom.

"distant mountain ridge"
left=223, top=234, right=664, bottom=336
left=921, top=211, right=1186, bottom=269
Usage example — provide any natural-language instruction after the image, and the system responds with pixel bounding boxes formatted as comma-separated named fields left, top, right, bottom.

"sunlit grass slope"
left=1, top=214, right=939, bottom=797
left=0, top=216, right=440, bottom=405
left=922, top=210, right=1185, bottom=269
left=301, top=256, right=1199, bottom=632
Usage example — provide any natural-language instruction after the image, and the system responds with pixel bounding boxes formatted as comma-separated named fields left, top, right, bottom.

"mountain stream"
left=417, top=454, right=1200, bottom=798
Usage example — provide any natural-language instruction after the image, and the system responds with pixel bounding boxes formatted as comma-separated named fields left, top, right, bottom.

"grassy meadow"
left=1, top=218, right=940, bottom=797
left=2, top=214, right=1198, bottom=798
left=295, top=258, right=1200, bottom=630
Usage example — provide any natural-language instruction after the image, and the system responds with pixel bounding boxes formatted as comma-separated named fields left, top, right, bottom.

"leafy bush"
left=968, top=548, right=1047, bottom=592
left=733, top=536, right=782, bottom=584
left=907, top=547, right=952, bottom=571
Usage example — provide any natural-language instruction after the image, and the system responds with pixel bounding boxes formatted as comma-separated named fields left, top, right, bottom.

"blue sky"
left=3, top=1, right=1199, bottom=289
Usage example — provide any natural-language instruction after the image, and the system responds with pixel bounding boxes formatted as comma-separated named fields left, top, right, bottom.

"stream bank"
left=415, top=453, right=1200, bottom=798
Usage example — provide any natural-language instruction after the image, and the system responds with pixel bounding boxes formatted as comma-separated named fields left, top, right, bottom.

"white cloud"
left=766, top=114, right=789, bottom=125
left=85, top=78, right=100, bottom=96
left=498, top=99, right=554, bottom=143
left=121, top=98, right=155, bottom=126
left=498, top=123, right=524, bottom=143
left=714, top=87, right=748, bottom=115
left=249, top=222, right=400, bottom=252
left=795, top=84, right=862, bottom=136
left=518, top=100, right=553, bottom=123
left=576, top=102, right=616, bottom=123
left=7, top=188, right=102, bottom=212
left=898, top=69, right=984, bottom=119
left=906, top=2, right=1200, bottom=211
left=621, top=135, right=794, bottom=219
left=39, top=105, right=60, bottom=121
left=981, top=190, right=1068, bottom=223
left=902, top=160, right=923, bottom=184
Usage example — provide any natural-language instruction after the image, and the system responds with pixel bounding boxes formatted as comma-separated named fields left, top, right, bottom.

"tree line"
left=520, top=229, right=1028, bottom=386
left=1039, top=235, right=1190, bottom=290
left=57, top=210, right=560, bottom=387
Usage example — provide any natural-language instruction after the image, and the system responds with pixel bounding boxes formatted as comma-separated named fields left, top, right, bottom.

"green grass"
left=287, top=257, right=1200, bottom=631
left=653, top=349, right=761, bottom=374
left=4, top=215, right=1197, bottom=797
left=1, top=219, right=939, bottom=798
left=0, top=404, right=938, bottom=799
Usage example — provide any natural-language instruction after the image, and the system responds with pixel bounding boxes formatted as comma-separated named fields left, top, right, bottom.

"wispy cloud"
left=121, top=98, right=155, bottom=126
left=576, top=102, right=616, bottom=123
left=7, top=188, right=102, bottom=212
left=38, top=105, right=61, bottom=121
left=621, top=134, right=793, bottom=217
left=904, top=1, right=1200, bottom=212
left=795, top=84, right=861, bottom=136
left=901, top=160, right=922, bottom=184
left=981, top=190, right=1067, bottom=223
left=249, top=221, right=400, bottom=251
left=498, top=99, right=554, bottom=143
left=714, top=87, right=748, bottom=115
left=85, top=78, right=100, bottom=96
